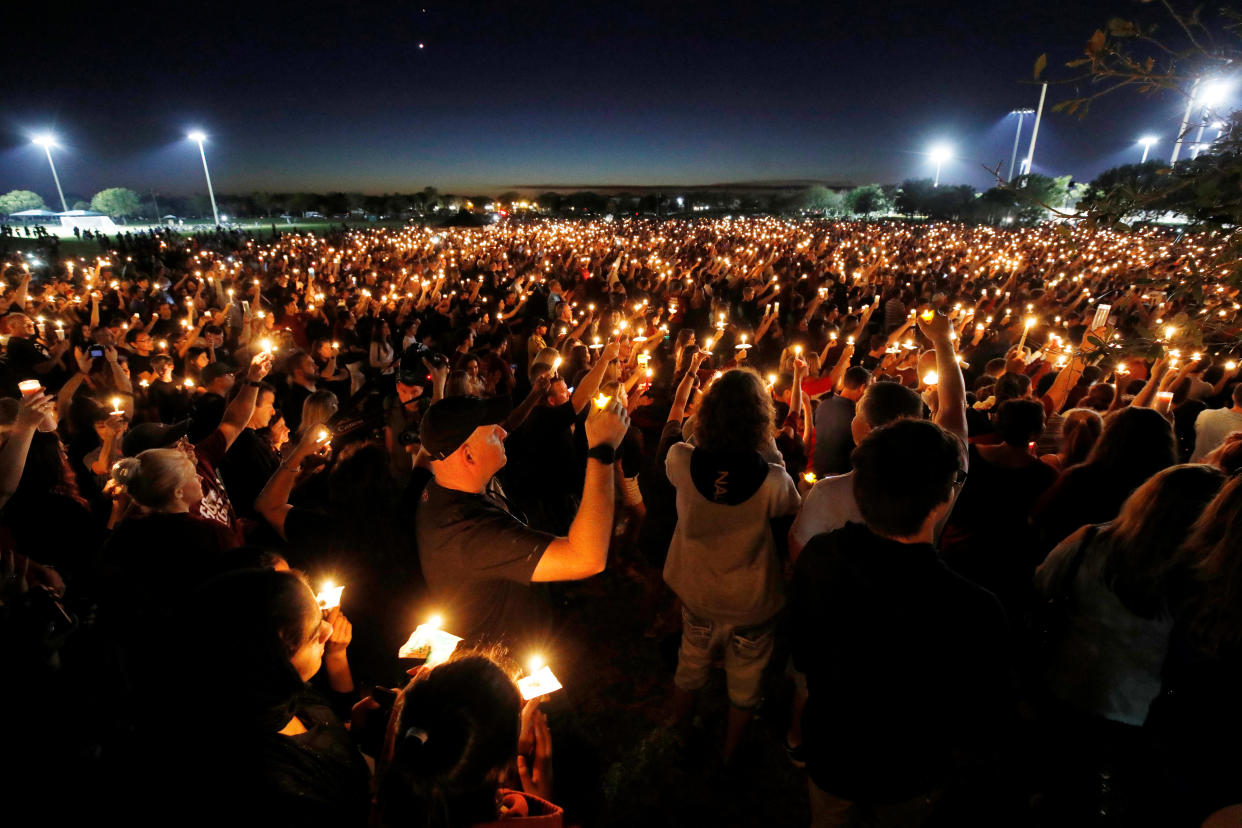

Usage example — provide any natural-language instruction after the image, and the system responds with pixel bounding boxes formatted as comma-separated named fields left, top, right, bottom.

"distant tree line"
left=0, top=155, right=1220, bottom=226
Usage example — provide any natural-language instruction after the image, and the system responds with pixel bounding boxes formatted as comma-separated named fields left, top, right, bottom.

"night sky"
left=0, top=1, right=1203, bottom=198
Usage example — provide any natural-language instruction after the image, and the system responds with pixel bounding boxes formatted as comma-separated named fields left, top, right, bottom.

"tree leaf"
left=1087, top=29, right=1107, bottom=55
left=1034, top=53, right=1047, bottom=80
left=1107, top=17, right=1138, bottom=37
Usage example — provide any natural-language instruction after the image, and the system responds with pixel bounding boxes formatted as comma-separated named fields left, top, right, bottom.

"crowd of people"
left=3, top=215, right=1241, bottom=827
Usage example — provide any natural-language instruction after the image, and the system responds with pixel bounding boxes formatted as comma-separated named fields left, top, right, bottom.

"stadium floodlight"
left=187, top=130, right=220, bottom=226
left=1138, top=135, right=1158, bottom=163
left=31, top=134, right=68, bottom=212
left=929, top=145, right=952, bottom=187
left=1198, top=81, right=1232, bottom=110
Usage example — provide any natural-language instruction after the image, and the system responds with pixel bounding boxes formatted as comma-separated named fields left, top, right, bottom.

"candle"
left=110, top=396, right=122, bottom=414
left=317, top=427, right=332, bottom=443
left=1227, top=361, right=1238, bottom=371
left=920, top=309, right=935, bottom=323
left=802, top=471, right=817, bottom=484
left=18, top=380, right=42, bottom=397
left=922, top=371, right=939, bottom=386
left=594, top=393, right=612, bottom=409
left=398, top=615, right=462, bottom=667
left=517, top=657, right=563, bottom=701
left=316, top=581, right=344, bottom=611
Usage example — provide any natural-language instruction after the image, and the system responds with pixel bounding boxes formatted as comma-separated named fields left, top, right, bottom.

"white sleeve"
left=664, top=442, right=692, bottom=489
left=769, top=465, right=802, bottom=518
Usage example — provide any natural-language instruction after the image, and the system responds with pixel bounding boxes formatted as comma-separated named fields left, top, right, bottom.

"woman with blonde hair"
left=296, top=390, right=339, bottom=440
left=663, top=368, right=800, bottom=762
left=1040, top=407, right=1103, bottom=473
left=97, top=447, right=238, bottom=671
left=1147, top=476, right=1242, bottom=823
left=1033, top=463, right=1225, bottom=822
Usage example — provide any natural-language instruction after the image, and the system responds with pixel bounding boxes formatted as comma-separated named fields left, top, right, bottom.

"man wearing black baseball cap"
left=415, top=391, right=630, bottom=645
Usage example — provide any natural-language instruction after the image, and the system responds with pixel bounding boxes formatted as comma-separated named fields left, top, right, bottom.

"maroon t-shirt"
left=192, top=429, right=243, bottom=548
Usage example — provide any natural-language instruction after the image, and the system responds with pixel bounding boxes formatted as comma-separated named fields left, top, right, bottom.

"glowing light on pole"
left=187, top=130, right=220, bottom=227
left=1138, top=136, right=1158, bottom=163
left=1191, top=81, right=1231, bottom=158
left=1007, top=108, right=1033, bottom=181
left=32, top=134, right=68, bottom=213
left=929, top=145, right=951, bottom=187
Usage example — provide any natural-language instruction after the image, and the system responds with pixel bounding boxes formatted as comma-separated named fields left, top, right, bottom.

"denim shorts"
left=673, top=607, right=778, bottom=710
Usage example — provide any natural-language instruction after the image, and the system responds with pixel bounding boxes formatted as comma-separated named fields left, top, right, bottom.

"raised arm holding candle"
left=415, top=389, right=629, bottom=645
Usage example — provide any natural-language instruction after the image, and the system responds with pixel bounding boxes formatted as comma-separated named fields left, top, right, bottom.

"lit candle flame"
left=316, top=582, right=344, bottom=611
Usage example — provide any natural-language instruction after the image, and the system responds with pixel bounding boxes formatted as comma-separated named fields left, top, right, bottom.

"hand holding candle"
left=398, top=614, right=462, bottom=667
left=517, top=655, right=563, bottom=701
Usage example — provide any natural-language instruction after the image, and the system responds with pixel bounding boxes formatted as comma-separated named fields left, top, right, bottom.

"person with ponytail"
left=376, top=655, right=561, bottom=828
left=96, top=447, right=237, bottom=633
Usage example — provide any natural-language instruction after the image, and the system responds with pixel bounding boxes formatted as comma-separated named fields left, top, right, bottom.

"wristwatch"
left=586, top=444, right=616, bottom=465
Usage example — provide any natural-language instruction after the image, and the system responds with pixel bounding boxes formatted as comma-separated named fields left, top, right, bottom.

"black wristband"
left=586, top=444, right=616, bottom=465
left=244, top=380, right=261, bottom=388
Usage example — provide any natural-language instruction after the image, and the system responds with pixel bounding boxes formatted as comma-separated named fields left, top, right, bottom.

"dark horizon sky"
left=0, top=1, right=1214, bottom=200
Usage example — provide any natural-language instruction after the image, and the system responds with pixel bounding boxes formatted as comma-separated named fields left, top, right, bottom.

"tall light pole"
left=1171, top=77, right=1202, bottom=164
left=1007, top=108, right=1034, bottom=181
left=1191, top=81, right=1231, bottom=158
left=187, top=130, right=220, bottom=227
left=930, top=145, right=952, bottom=187
left=1138, top=135, right=1158, bottom=163
left=1020, top=82, right=1048, bottom=176
left=32, top=134, right=68, bottom=213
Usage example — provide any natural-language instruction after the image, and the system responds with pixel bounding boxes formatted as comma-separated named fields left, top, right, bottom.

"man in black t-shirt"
left=281, top=351, right=317, bottom=434
left=122, top=328, right=156, bottom=382
left=220, top=383, right=280, bottom=520
left=3, top=313, right=70, bottom=390
left=415, top=392, right=628, bottom=647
